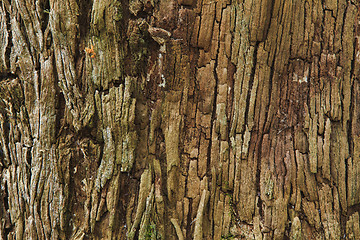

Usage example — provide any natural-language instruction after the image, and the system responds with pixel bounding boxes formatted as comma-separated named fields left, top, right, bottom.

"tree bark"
left=1, top=0, right=360, bottom=239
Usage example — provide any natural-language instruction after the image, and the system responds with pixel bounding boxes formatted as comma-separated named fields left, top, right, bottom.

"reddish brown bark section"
left=1, top=0, right=360, bottom=239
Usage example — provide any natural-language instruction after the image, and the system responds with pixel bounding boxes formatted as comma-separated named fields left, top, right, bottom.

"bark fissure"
left=1, top=0, right=360, bottom=239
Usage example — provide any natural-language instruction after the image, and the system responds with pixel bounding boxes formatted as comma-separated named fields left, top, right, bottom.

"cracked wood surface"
left=1, top=0, right=360, bottom=239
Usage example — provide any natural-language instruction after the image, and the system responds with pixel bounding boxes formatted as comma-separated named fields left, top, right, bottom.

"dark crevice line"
left=339, top=3, right=348, bottom=50
left=303, top=0, right=307, bottom=49
left=320, top=0, right=326, bottom=51
left=208, top=4, right=222, bottom=237
left=2, top=182, right=13, bottom=237
left=255, top=131, right=264, bottom=223
left=0, top=72, right=18, bottom=82
left=185, top=198, right=193, bottom=240
left=193, top=3, right=202, bottom=48
left=263, top=51, right=275, bottom=134
left=348, top=17, right=358, bottom=158
left=243, top=41, right=259, bottom=134
left=344, top=4, right=359, bottom=230
left=4, top=4, right=12, bottom=73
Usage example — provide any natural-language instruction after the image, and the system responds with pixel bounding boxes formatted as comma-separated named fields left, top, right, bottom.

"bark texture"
left=0, top=0, right=360, bottom=239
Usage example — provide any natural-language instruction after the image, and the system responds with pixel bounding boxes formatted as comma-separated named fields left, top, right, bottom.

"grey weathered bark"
left=1, top=0, right=360, bottom=239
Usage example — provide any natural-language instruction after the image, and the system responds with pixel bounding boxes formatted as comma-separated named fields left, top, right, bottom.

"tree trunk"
left=1, top=0, right=359, bottom=239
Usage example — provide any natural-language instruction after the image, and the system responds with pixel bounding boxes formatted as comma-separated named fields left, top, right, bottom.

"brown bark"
left=1, top=0, right=360, bottom=239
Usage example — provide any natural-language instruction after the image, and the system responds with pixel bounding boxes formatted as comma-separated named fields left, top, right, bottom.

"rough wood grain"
left=1, top=0, right=360, bottom=239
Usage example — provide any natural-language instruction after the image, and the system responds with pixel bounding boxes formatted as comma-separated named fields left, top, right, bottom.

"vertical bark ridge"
left=1, top=0, right=360, bottom=239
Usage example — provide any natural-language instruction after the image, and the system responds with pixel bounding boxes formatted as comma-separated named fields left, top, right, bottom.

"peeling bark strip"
left=1, top=0, right=360, bottom=239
